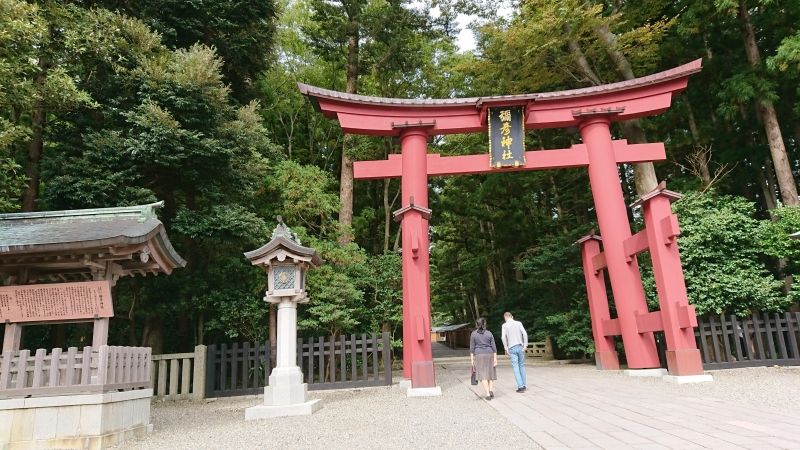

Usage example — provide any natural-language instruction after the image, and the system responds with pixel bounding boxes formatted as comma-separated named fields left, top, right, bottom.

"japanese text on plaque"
left=489, top=106, right=525, bottom=168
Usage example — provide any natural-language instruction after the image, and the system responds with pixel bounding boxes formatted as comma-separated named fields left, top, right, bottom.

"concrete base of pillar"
left=623, top=368, right=667, bottom=377
left=594, top=351, right=620, bottom=370
left=245, top=366, right=322, bottom=420
left=662, top=374, right=713, bottom=384
left=665, top=349, right=705, bottom=376
left=245, top=399, right=321, bottom=420
left=406, top=386, right=442, bottom=397
left=396, top=379, right=411, bottom=391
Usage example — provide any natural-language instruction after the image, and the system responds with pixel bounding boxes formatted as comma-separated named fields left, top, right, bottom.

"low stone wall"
left=0, top=388, right=152, bottom=449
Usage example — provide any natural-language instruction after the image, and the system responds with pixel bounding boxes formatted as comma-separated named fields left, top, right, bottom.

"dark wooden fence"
left=694, top=312, right=800, bottom=369
left=205, top=332, right=392, bottom=398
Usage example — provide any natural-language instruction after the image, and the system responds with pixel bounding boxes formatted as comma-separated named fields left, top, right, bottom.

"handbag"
left=470, top=365, right=478, bottom=385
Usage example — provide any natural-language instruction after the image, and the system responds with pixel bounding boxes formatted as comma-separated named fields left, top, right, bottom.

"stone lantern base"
left=244, top=366, right=321, bottom=420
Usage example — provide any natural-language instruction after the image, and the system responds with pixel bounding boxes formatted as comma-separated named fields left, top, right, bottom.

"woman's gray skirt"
left=473, top=353, right=497, bottom=381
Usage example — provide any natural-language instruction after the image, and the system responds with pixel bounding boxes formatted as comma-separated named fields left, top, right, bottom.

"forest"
left=2, top=0, right=800, bottom=358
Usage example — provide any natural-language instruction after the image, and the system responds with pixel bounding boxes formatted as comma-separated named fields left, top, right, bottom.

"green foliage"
left=97, top=0, right=279, bottom=100
left=673, top=192, right=791, bottom=315
left=544, top=308, right=594, bottom=359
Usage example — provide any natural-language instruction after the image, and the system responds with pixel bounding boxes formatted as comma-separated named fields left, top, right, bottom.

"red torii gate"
left=299, top=59, right=706, bottom=391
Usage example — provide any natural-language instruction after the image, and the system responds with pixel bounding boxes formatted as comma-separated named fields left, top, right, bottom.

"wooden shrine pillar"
left=394, top=128, right=436, bottom=389
left=637, top=185, right=704, bottom=375
left=579, top=117, right=660, bottom=369
left=577, top=234, right=620, bottom=370
left=91, top=261, right=120, bottom=347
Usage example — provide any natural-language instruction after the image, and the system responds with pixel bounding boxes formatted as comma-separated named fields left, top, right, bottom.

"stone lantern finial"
left=271, top=215, right=301, bottom=245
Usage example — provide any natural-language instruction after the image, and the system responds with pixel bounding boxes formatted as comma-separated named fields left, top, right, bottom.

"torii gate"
left=299, top=59, right=707, bottom=392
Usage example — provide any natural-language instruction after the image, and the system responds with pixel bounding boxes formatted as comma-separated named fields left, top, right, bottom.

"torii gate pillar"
left=579, top=117, right=660, bottom=368
left=394, top=128, right=438, bottom=392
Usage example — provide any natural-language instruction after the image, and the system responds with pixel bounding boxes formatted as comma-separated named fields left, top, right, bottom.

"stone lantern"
left=243, top=217, right=323, bottom=420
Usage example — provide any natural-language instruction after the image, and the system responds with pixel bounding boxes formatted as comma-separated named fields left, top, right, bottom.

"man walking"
left=501, top=312, right=528, bottom=392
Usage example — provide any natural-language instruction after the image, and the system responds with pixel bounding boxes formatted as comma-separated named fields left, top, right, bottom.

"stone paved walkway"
left=431, top=342, right=471, bottom=359
left=441, top=361, right=800, bottom=449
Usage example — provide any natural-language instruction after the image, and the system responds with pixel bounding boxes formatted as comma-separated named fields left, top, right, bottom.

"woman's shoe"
left=490, top=391, right=494, bottom=398
left=485, top=395, right=492, bottom=400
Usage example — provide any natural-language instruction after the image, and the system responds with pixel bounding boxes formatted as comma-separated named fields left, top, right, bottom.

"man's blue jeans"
left=508, top=344, right=527, bottom=388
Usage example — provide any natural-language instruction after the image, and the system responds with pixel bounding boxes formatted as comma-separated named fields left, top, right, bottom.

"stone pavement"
left=431, top=341, right=471, bottom=359
left=441, top=361, right=800, bottom=449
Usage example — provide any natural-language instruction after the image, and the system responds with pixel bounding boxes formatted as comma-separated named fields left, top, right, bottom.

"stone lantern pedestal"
left=245, top=299, right=320, bottom=420
left=243, top=218, right=324, bottom=420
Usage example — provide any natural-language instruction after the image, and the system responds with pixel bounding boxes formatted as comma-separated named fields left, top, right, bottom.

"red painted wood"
left=301, top=60, right=701, bottom=136
left=602, top=318, right=621, bottom=337
left=398, top=129, right=435, bottom=387
left=578, top=237, right=619, bottom=370
left=635, top=311, right=664, bottom=334
left=623, top=231, right=650, bottom=261
left=353, top=141, right=666, bottom=180
left=591, top=253, right=607, bottom=272
left=579, top=118, right=660, bottom=369
left=640, top=188, right=704, bottom=375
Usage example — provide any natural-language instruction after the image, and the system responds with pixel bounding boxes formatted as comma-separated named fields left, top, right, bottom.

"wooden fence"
left=694, top=312, right=800, bottom=369
left=0, top=345, right=151, bottom=399
left=205, top=332, right=392, bottom=398
left=151, top=345, right=206, bottom=400
left=204, top=341, right=272, bottom=397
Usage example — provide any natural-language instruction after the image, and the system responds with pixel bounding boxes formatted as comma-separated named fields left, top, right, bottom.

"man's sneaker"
left=516, top=387, right=525, bottom=393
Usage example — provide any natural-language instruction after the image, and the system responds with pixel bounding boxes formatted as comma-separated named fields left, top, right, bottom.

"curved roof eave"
left=297, top=59, right=702, bottom=111
left=244, top=236, right=324, bottom=267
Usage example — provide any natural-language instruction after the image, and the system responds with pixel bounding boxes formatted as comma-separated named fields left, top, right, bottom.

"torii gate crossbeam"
left=299, top=59, right=706, bottom=392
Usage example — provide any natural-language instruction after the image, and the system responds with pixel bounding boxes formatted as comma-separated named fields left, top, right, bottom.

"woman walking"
left=469, top=317, right=498, bottom=400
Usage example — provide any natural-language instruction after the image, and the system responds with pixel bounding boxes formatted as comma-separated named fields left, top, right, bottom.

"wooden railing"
left=205, top=332, right=392, bottom=398
left=151, top=345, right=206, bottom=400
left=695, top=311, right=800, bottom=369
left=0, top=345, right=151, bottom=399
left=299, top=332, right=392, bottom=390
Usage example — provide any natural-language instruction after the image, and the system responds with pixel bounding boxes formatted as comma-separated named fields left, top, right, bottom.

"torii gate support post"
left=577, top=235, right=620, bottom=370
left=579, top=117, right=660, bottom=369
left=396, top=128, right=438, bottom=392
left=639, top=187, right=706, bottom=378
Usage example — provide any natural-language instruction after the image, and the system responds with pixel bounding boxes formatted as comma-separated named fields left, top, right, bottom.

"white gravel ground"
left=113, top=363, right=538, bottom=450
left=113, top=361, right=800, bottom=450
left=601, top=364, right=800, bottom=414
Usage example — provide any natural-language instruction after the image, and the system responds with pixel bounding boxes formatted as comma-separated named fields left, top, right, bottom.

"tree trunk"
left=22, top=55, right=48, bottom=212
left=686, top=99, right=701, bottom=144
left=269, top=303, right=277, bottom=366
left=756, top=164, right=777, bottom=211
left=141, top=316, right=164, bottom=355
left=594, top=23, right=658, bottom=196
left=737, top=0, right=798, bottom=206
left=268, top=303, right=277, bottom=343
left=177, top=311, right=191, bottom=352
left=196, top=313, right=205, bottom=345
left=383, top=179, right=391, bottom=253
left=338, top=23, right=360, bottom=244
left=565, top=24, right=601, bottom=85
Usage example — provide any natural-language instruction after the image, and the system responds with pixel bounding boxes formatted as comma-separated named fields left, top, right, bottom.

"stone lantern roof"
left=243, top=217, right=323, bottom=267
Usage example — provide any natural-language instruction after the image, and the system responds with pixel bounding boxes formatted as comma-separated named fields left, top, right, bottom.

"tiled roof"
left=299, top=59, right=703, bottom=109
left=0, top=202, right=185, bottom=268
left=431, top=323, right=470, bottom=333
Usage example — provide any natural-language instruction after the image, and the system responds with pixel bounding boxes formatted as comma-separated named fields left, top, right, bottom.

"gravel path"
left=113, top=360, right=800, bottom=449
left=113, top=363, right=537, bottom=450
left=535, top=363, right=800, bottom=415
